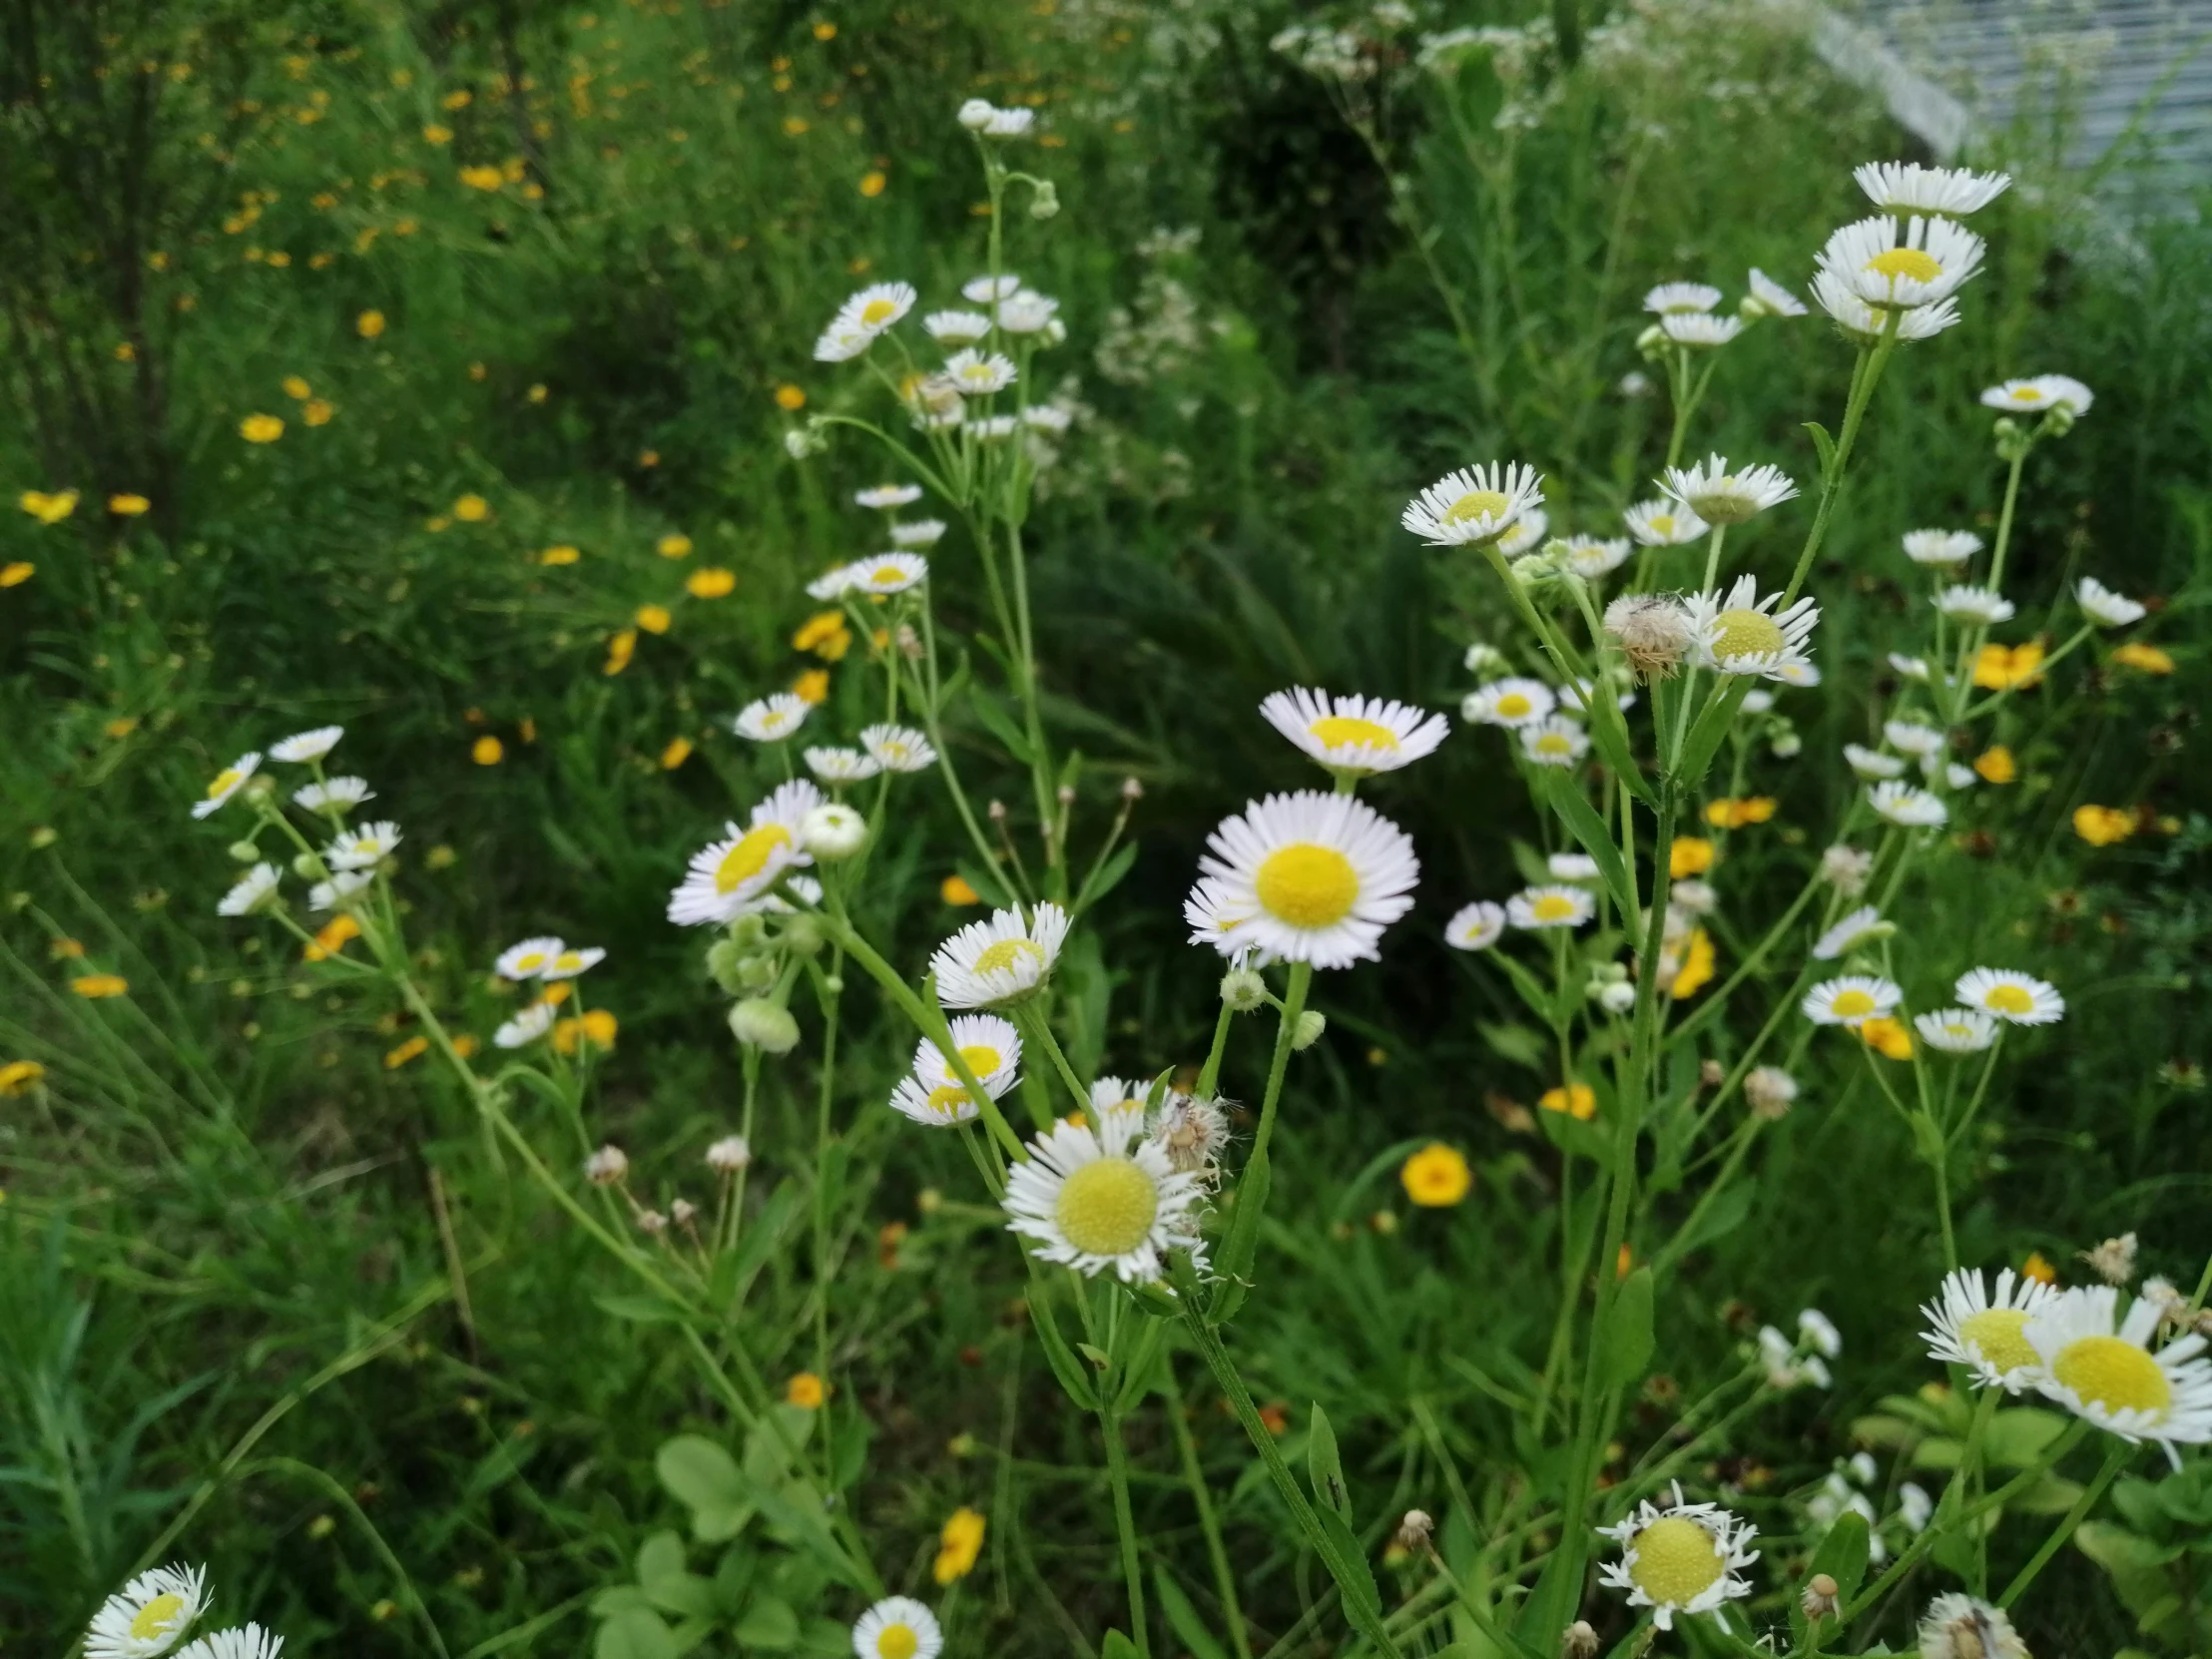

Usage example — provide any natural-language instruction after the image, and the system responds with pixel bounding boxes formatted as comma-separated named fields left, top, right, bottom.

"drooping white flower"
left=2077, top=577, right=2145, bottom=628
left=269, top=726, right=344, bottom=763
left=1854, top=160, right=2011, bottom=217
left=191, top=752, right=262, bottom=820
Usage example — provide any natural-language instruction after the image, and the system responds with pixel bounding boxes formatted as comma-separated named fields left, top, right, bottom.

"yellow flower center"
left=1442, top=489, right=1509, bottom=526
left=1256, top=842, right=1360, bottom=929
left=206, top=769, right=241, bottom=799
left=1983, top=983, right=2034, bottom=1015
left=131, top=1594, right=186, bottom=1642
left=958, top=363, right=995, bottom=384
left=1647, top=513, right=1676, bottom=537
left=924, top=1083, right=973, bottom=1117
left=1627, top=1515, right=1726, bottom=1607
left=1054, top=1156, right=1160, bottom=1257
left=1958, top=1308, right=2038, bottom=1374
left=875, top=1622, right=919, bottom=1659
left=1310, top=716, right=1398, bottom=752
left=972, top=936, right=1044, bottom=975
left=1831, top=988, right=1876, bottom=1019
left=1531, top=893, right=1576, bottom=922
left=1495, top=693, right=1531, bottom=719
left=880, top=742, right=910, bottom=763
left=513, top=951, right=548, bottom=972
left=872, top=564, right=906, bottom=585
left=956, top=1043, right=1002, bottom=1075
left=859, top=297, right=899, bottom=326
left=553, top=951, right=585, bottom=972
left=2052, top=1335, right=2172, bottom=1418
left=1865, top=247, right=1942, bottom=283
left=2010, top=386, right=2042, bottom=402
left=1711, top=609, right=1784, bottom=660
left=1534, top=733, right=1573, bottom=756
left=715, top=825, right=793, bottom=893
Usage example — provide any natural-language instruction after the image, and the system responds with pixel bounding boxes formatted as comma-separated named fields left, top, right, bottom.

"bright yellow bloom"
left=685, top=567, right=736, bottom=599
left=656, top=533, right=693, bottom=559
left=660, top=737, right=694, bottom=770
left=1667, top=928, right=1716, bottom=999
left=305, top=914, right=362, bottom=960
left=552, top=1008, right=618, bottom=1055
left=1539, top=1082, right=1598, bottom=1120
left=109, top=493, right=151, bottom=515
left=1704, top=798, right=1777, bottom=830
left=422, top=124, right=452, bottom=144
left=793, top=610, right=846, bottom=652
left=0, top=1060, right=48, bottom=1095
left=604, top=628, right=637, bottom=676
left=0, top=562, right=32, bottom=588
left=1972, top=746, right=2016, bottom=785
left=792, top=668, right=830, bottom=704
left=384, top=1035, right=430, bottom=1069
left=19, top=489, right=80, bottom=524
left=540, top=544, right=581, bottom=566
left=941, top=874, right=980, bottom=905
left=933, top=1507, right=985, bottom=1585
left=774, top=383, right=807, bottom=411
left=858, top=170, right=886, bottom=198
left=1669, top=836, right=1715, bottom=878
left=2111, top=642, right=2174, bottom=675
left=51, top=938, right=85, bottom=959
left=1400, top=1142, right=1471, bottom=1207
left=282, top=375, right=312, bottom=399
left=472, top=736, right=504, bottom=766
left=453, top=493, right=490, bottom=522
left=458, top=164, right=504, bottom=191
left=356, top=309, right=386, bottom=338
left=303, top=399, right=334, bottom=426
left=240, top=413, right=283, bottom=443
left=1973, top=641, right=2043, bottom=691
left=1858, top=1017, right=1914, bottom=1060
left=2073, top=805, right=2135, bottom=846
left=786, top=1372, right=827, bottom=1408
left=2022, top=1251, right=2058, bottom=1286
left=71, top=973, right=130, bottom=999
left=811, top=625, right=852, bottom=663
left=635, top=604, right=673, bottom=635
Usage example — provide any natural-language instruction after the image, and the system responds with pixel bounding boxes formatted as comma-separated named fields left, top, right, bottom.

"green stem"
left=1162, top=1354, right=1252, bottom=1659
left=1997, top=1440, right=2131, bottom=1609
left=1101, top=1407, right=1153, bottom=1659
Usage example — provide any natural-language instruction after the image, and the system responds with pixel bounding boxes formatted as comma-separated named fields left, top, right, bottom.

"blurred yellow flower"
left=792, top=668, right=830, bottom=704
left=451, top=1034, right=479, bottom=1059
left=660, top=737, right=693, bottom=770
left=541, top=544, right=580, bottom=565
left=458, top=164, right=504, bottom=191
left=472, top=736, right=504, bottom=766
left=527, top=383, right=548, bottom=403
left=656, top=533, right=693, bottom=559
left=115, top=341, right=136, bottom=361
left=384, top=1035, right=430, bottom=1069
left=356, top=309, right=386, bottom=338
left=933, top=1507, right=985, bottom=1585
left=453, top=493, right=490, bottom=522
left=303, top=399, right=334, bottom=426
left=104, top=717, right=139, bottom=739
left=304, top=914, right=361, bottom=960
left=1973, top=641, right=2043, bottom=691
left=604, top=628, right=637, bottom=675
left=19, top=489, right=79, bottom=524
left=518, top=717, right=537, bottom=743
left=858, top=170, right=886, bottom=198
left=783, top=117, right=810, bottom=136
left=787, top=1372, right=827, bottom=1408
left=553, top=1009, right=618, bottom=1055
left=1400, top=1142, right=1471, bottom=1207
left=1704, top=797, right=1777, bottom=829
left=282, top=375, right=312, bottom=400
left=1667, top=928, right=1715, bottom=999
left=638, top=449, right=660, bottom=467
left=1669, top=836, right=1714, bottom=878
left=2022, top=1251, right=2058, bottom=1286
left=109, top=493, right=151, bottom=515
left=941, top=874, right=980, bottom=905
left=240, top=414, right=283, bottom=443
left=0, top=1060, right=45, bottom=1095
left=1858, top=1017, right=1914, bottom=1060
left=2072, top=805, right=2134, bottom=846
left=1539, top=1082, right=1598, bottom=1120
left=422, top=124, right=453, bottom=145
left=813, top=20, right=837, bottom=38
left=686, top=568, right=736, bottom=599
left=51, top=938, right=85, bottom=959
left=635, top=604, right=673, bottom=635
left=774, top=383, right=807, bottom=411
left=442, top=89, right=472, bottom=110
left=792, top=610, right=845, bottom=652
left=0, top=562, right=33, bottom=588
left=1973, top=746, right=2016, bottom=785
left=2111, top=642, right=2174, bottom=675
left=71, top=973, right=130, bottom=999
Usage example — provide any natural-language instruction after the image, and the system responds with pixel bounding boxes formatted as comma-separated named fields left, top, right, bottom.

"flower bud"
left=1292, top=1010, right=1327, bottom=1051
left=1028, top=180, right=1059, bottom=220
left=957, top=98, right=995, bottom=130
left=291, top=851, right=322, bottom=879
left=801, top=803, right=868, bottom=859
left=738, top=954, right=779, bottom=992
left=1220, top=968, right=1267, bottom=1011
left=729, top=997, right=801, bottom=1054
left=584, top=1144, right=628, bottom=1185
left=781, top=912, right=827, bottom=956
left=705, top=1134, right=751, bottom=1172
left=706, top=937, right=751, bottom=995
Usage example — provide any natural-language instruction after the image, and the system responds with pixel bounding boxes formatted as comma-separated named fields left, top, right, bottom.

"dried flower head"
left=1603, top=593, right=1698, bottom=682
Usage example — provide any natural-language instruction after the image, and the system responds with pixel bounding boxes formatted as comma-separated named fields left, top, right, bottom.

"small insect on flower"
left=931, top=902, right=1071, bottom=1006
left=1979, top=374, right=2093, bottom=417
left=1184, top=792, right=1418, bottom=969
left=1622, top=498, right=1708, bottom=547
left=1149, top=1090, right=1233, bottom=1178
left=1400, top=1142, right=1471, bottom=1207
left=1401, top=461, right=1545, bottom=547
left=86, top=1562, right=209, bottom=1659
left=1954, top=967, right=2064, bottom=1026
left=1603, top=594, right=1698, bottom=682
left=668, top=781, right=824, bottom=926
left=2077, top=576, right=2146, bottom=628
left=1598, top=1483, right=1760, bottom=1630
left=2025, top=1286, right=2212, bottom=1464
left=1258, top=688, right=1449, bottom=776
left=1507, top=884, right=1594, bottom=931
left=733, top=694, right=813, bottom=743
left=1002, top=1107, right=1206, bottom=1283
left=1801, top=975, right=1902, bottom=1027
left=851, top=1597, right=942, bottom=1659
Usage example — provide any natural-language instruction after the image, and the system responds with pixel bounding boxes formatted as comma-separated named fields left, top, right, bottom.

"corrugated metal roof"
left=1815, top=1, right=2212, bottom=195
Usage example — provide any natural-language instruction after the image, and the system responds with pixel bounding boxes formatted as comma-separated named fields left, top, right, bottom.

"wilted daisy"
left=1184, top=792, right=1417, bottom=968
left=1644, top=281, right=1722, bottom=314
left=1400, top=462, right=1544, bottom=547
left=1955, top=967, right=2064, bottom=1026
left=1810, top=270, right=1960, bottom=341
left=1444, top=900, right=1505, bottom=950
left=1660, top=456, right=1798, bottom=525
left=1802, top=974, right=1902, bottom=1026
left=1259, top=688, right=1448, bottom=776
left=1661, top=311, right=1742, bottom=348
left=1818, top=214, right=1984, bottom=309
left=1917, top=1595, right=2026, bottom=1659
left=829, top=281, right=917, bottom=341
left=293, top=776, right=372, bottom=813
left=667, top=781, right=824, bottom=925
left=2077, top=577, right=2146, bottom=627
left=2027, top=1286, right=2212, bottom=1461
left=192, top=752, right=262, bottom=819
left=923, top=309, right=991, bottom=345
left=1869, top=781, right=1947, bottom=827
left=269, top=726, right=342, bottom=763
left=931, top=901, right=1070, bottom=1006
left=1002, top=1108, right=1205, bottom=1282
left=855, top=483, right=924, bottom=510
left=306, top=869, right=371, bottom=910
left=859, top=724, right=936, bottom=773
left=1979, top=374, right=2092, bottom=417
left=1562, top=535, right=1634, bottom=578
left=1923, top=1268, right=2057, bottom=1390
left=1811, top=905, right=1888, bottom=960
left=942, top=348, right=1016, bottom=394
left=1597, top=1484, right=1759, bottom=1631
left=1745, top=1066, right=1798, bottom=1118
left=1150, top=1090, right=1233, bottom=1178
left=1493, top=508, right=1549, bottom=558
left=851, top=1598, right=943, bottom=1659
left=846, top=552, right=928, bottom=595
left=1623, top=498, right=1708, bottom=547
left=891, top=518, right=948, bottom=548
left=87, top=1564, right=209, bottom=1659
left=1916, top=1007, right=1998, bottom=1054
left=1741, top=269, right=1807, bottom=318
left=494, top=1000, right=558, bottom=1049
left=496, top=936, right=565, bottom=979
left=1507, top=884, right=1594, bottom=930
left=1686, top=576, right=1819, bottom=679
left=1935, top=585, right=2013, bottom=625
left=1902, top=529, right=1981, bottom=567
left=1844, top=743, right=1907, bottom=781
left=216, top=861, right=281, bottom=917
left=1520, top=716, right=1590, bottom=767
left=1460, top=677, right=1554, bottom=728
left=1856, top=160, right=2010, bottom=217
left=325, top=820, right=402, bottom=870
left=1883, top=719, right=1944, bottom=757
left=806, top=747, right=883, bottom=785
left=733, top=693, right=813, bottom=742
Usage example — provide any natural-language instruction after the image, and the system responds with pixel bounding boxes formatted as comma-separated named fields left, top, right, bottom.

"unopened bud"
left=1056, top=784, right=1077, bottom=806
left=729, top=997, right=801, bottom=1054
left=227, top=839, right=262, bottom=862
left=1699, top=1058, right=1725, bottom=1087
left=1220, top=968, right=1267, bottom=1012
left=636, top=1209, right=669, bottom=1236
left=706, top=937, right=751, bottom=995
left=1120, top=776, right=1144, bottom=801
left=584, top=1144, right=628, bottom=1186
left=781, top=912, right=827, bottom=956
left=738, top=954, right=779, bottom=992
left=1292, top=1010, right=1327, bottom=1051
left=1028, top=180, right=1060, bottom=220
left=291, top=851, right=321, bottom=879
left=988, top=799, right=1008, bottom=824
left=1800, top=1573, right=1839, bottom=1620
left=670, top=1198, right=698, bottom=1227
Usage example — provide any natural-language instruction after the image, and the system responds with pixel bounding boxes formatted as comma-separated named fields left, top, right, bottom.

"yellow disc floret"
left=1831, top=988, right=1876, bottom=1020
left=925, top=1084, right=973, bottom=1118
left=1865, top=247, right=1942, bottom=283
left=2053, top=1336, right=2173, bottom=1418
left=972, top=937, right=1044, bottom=975
left=1627, top=1516, right=1726, bottom=1607
left=1711, top=609, right=1785, bottom=661
left=1957, top=1309, right=2038, bottom=1375
left=956, top=1043, right=1003, bottom=1075
left=1531, top=893, right=1577, bottom=922
left=1984, top=983, right=2034, bottom=1016
left=1443, top=489, right=1510, bottom=527
left=859, top=297, right=899, bottom=326
left=1494, top=693, right=1532, bottom=719
left=1055, top=1157, right=1160, bottom=1257
left=1310, top=716, right=1399, bottom=752
left=1256, top=843, right=1361, bottom=929
left=206, top=769, right=242, bottom=800
left=716, top=825, right=793, bottom=892
left=131, top=1594, right=186, bottom=1642
left=875, top=1622, right=919, bottom=1659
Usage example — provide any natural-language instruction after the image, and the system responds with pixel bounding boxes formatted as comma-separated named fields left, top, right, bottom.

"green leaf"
left=1307, top=1401, right=1353, bottom=1521
left=1804, top=420, right=1838, bottom=478
left=1210, top=1149, right=1272, bottom=1324
left=637, top=1530, right=690, bottom=1589
left=1074, top=841, right=1138, bottom=912
left=1476, top=1020, right=1549, bottom=1069
left=744, top=1404, right=817, bottom=1486
left=1982, top=1407, right=2069, bottom=1468
left=1673, top=678, right=1752, bottom=787
left=1153, top=1567, right=1232, bottom=1659
left=1791, top=1512, right=1869, bottom=1647
left=1540, top=771, right=1636, bottom=921
left=1026, top=1280, right=1100, bottom=1407
left=1596, top=1267, right=1655, bottom=1392
left=595, top=1293, right=691, bottom=1326
left=967, top=688, right=1035, bottom=765
left=734, top=1596, right=801, bottom=1650
left=1100, top=1630, right=1142, bottom=1659
left=1314, top=1505, right=1383, bottom=1618
left=596, top=1609, right=678, bottom=1659
left=655, top=1435, right=753, bottom=1543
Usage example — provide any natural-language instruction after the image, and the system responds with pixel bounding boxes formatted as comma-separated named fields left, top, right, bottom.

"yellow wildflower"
left=656, top=533, right=693, bottom=558
left=941, top=874, right=980, bottom=905
left=635, top=604, right=672, bottom=635
left=686, top=568, right=736, bottom=599
left=933, top=1508, right=985, bottom=1585
left=786, top=1372, right=827, bottom=1408
left=20, top=489, right=81, bottom=524
left=2112, top=642, right=2174, bottom=675
left=71, top=973, right=130, bottom=998
left=1858, top=1017, right=1914, bottom=1060
left=2072, top=805, right=2134, bottom=847
left=604, top=628, right=637, bottom=676
left=774, top=383, right=807, bottom=411
left=0, top=1060, right=48, bottom=1094
left=1667, top=928, right=1716, bottom=999
left=1973, top=746, right=2016, bottom=785
left=660, top=737, right=693, bottom=770
left=472, top=736, right=503, bottom=766
left=240, top=413, right=283, bottom=443
left=384, top=1035, right=430, bottom=1069
left=0, top=562, right=33, bottom=588
left=1669, top=836, right=1714, bottom=878
left=1399, top=1143, right=1471, bottom=1207
left=1539, top=1082, right=1598, bottom=1120
left=356, top=309, right=385, bottom=338
left=1973, top=641, right=2043, bottom=691
left=540, top=544, right=581, bottom=566
left=1704, top=798, right=1777, bottom=829
left=109, top=493, right=151, bottom=515
left=453, top=493, right=490, bottom=522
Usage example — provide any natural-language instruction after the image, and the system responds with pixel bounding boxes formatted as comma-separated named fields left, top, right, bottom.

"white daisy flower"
left=216, top=861, right=282, bottom=917
left=1444, top=899, right=1505, bottom=950
left=1884, top=719, right=1945, bottom=757
left=1685, top=576, right=1820, bottom=680
left=1622, top=498, right=1708, bottom=547
left=1661, top=311, right=1742, bottom=348
left=542, top=944, right=605, bottom=980
left=1460, top=677, right=1555, bottom=728
left=1021, top=403, right=1072, bottom=432
left=292, top=776, right=372, bottom=813
left=1401, top=462, right=1545, bottom=547
left=983, top=106, right=1034, bottom=137
left=851, top=1599, right=943, bottom=1659
left=1915, top=1007, right=1998, bottom=1054
left=1810, top=270, right=1961, bottom=341
left=1979, top=374, right=2092, bottom=416
left=86, top=1563, right=209, bottom=1659
left=996, top=290, right=1059, bottom=333
left=1258, top=688, right=1449, bottom=776
left=859, top=724, right=936, bottom=773
left=494, top=1001, right=559, bottom=1049
left=733, top=694, right=813, bottom=742
left=1800, top=1308, right=1844, bottom=1358
left=1943, top=762, right=1979, bottom=791
left=943, top=348, right=1017, bottom=395
left=173, top=1625, right=283, bottom=1659
left=1549, top=852, right=1600, bottom=881
left=1811, top=905, right=1888, bottom=960
left=1918, top=1594, right=2028, bottom=1659
left=269, top=726, right=342, bottom=763
left=804, top=565, right=853, bottom=600
left=961, top=274, right=1024, bottom=303
left=830, top=281, right=917, bottom=339
left=667, top=781, right=824, bottom=926
left=923, top=310, right=992, bottom=344
left=1855, top=160, right=2011, bottom=217
left=931, top=901, right=1070, bottom=1006
left=1869, top=781, right=1947, bottom=827
left=806, top=746, right=883, bottom=785
left=1001, top=1109, right=1205, bottom=1282
left=891, top=518, right=948, bottom=547
left=1741, top=268, right=1807, bottom=318
left=1817, top=214, right=1985, bottom=309
left=191, top=752, right=262, bottom=819
left=891, top=1014, right=1023, bottom=1125
left=846, top=553, right=928, bottom=596
left=1493, top=508, right=1550, bottom=558
left=969, top=414, right=1019, bottom=439
left=1843, top=743, right=1906, bottom=781
left=1801, top=974, right=1902, bottom=1026
left=1889, top=652, right=1932, bottom=681
left=1597, top=1484, right=1759, bottom=1631
left=1185, top=793, right=1418, bottom=969
left=1954, top=966, right=2064, bottom=1026
left=1935, top=585, right=2014, bottom=625
left=1507, top=884, right=1594, bottom=930
left=2077, top=577, right=2145, bottom=628
left=2027, top=1286, right=2212, bottom=1462
left=1644, top=281, right=1720, bottom=314
left=306, top=869, right=372, bottom=910
left=1903, top=529, right=1981, bottom=567
left=1520, top=716, right=1590, bottom=767
left=496, top=936, right=566, bottom=979
left=1660, top=455, right=1798, bottom=526
left=325, top=820, right=402, bottom=870
left=1562, top=535, right=1633, bottom=578
left=854, top=483, right=923, bottom=510
left=813, top=324, right=873, bottom=363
